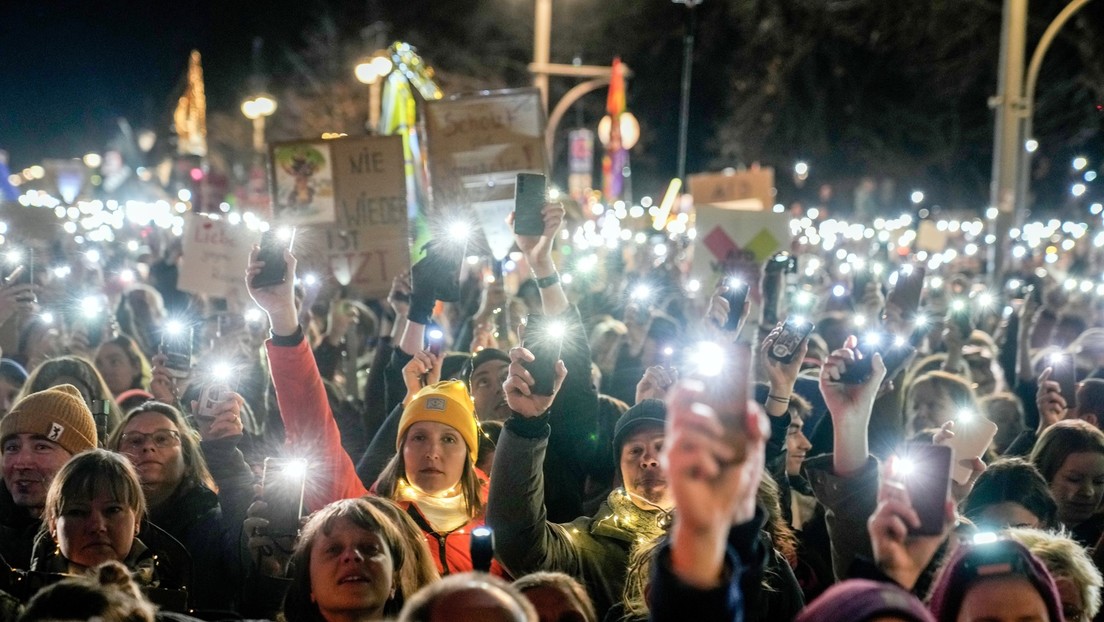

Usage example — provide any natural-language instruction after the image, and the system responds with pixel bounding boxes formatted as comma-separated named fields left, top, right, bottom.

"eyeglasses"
left=119, top=429, right=181, bottom=453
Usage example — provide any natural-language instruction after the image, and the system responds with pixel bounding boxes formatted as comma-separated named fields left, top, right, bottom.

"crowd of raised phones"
left=1, top=202, right=1103, bottom=622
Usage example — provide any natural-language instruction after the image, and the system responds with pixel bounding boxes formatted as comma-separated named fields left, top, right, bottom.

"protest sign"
left=690, top=206, right=791, bottom=293
left=178, top=212, right=256, bottom=306
left=425, top=88, right=546, bottom=260
left=269, top=140, right=337, bottom=225
left=688, top=168, right=775, bottom=212
left=311, top=135, right=409, bottom=299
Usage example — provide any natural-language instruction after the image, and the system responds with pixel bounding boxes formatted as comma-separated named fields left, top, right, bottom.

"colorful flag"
left=602, top=58, right=626, bottom=201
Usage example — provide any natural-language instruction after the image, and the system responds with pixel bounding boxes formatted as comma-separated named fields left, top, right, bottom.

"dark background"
left=1, top=0, right=1102, bottom=214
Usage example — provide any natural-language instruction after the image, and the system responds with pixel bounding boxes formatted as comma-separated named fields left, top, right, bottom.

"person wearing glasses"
left=107, top=400, right=254, bottom=614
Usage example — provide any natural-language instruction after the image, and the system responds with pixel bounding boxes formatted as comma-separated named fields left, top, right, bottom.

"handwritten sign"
left=425, top=88, right=546, bottom=259
left=178, top=212, right=256, bottom=304
left=305, top=135, right=409, bottom=299
left=688, top=168, right=775, bottom=212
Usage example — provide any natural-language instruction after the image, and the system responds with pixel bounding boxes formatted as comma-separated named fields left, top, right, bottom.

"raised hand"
left=401, top=350, right=443, bottom=402
left=245, top=246, right=298, bottom=336
left=1035, top=366, right=1067, bottom=432
left=662, top=380, right=769, bottom=588
left=636, top=365, right=678, bottom=404
left=502, top=346, right=567, bottom=418
left=514, top=202, right=565, bottom=272
left=868, top=460, right=954, bottom=590
left=191, top=390, right=246, bottom=441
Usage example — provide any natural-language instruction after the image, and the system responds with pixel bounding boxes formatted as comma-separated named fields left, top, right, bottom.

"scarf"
left=399, top=479, right=470, bottom=533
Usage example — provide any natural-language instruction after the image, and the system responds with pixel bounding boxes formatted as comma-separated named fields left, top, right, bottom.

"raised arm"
left=246, top=246, right=366, bottom=508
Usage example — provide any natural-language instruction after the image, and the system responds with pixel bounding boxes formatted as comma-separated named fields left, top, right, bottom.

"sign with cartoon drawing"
left=269, top=141, right=337, bottom=225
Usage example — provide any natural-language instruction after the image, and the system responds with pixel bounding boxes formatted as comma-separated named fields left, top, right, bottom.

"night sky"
left=0, top=1, right=316, bottom=169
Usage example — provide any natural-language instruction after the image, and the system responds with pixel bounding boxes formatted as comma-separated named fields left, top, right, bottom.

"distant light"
left=773, top=203, right=785, bottom=213
left=119, top=269, right=135, bottom=284
left=86, top=249, right=100, bottom=264
left=178, top=189, right=192, bottom=202
left=1025, top=139, right=1039, bottom=153
left=832, top=284, right=846, bottom=297
left=52, top=266, right=71, bottom=279
left=243, top=308, right=263, bottom=323
left=1092, top=203, right=1104, bottom=215
left=40, top=312, right=54, bottom=325
left=986, top=207, right=998, bottom=220
left=82, top=153, right=102, bottom=168
left=854, top=314, right=867, bottom=327
left=127, top=240, right=140, bottom=252
left=631, top=284, right=651, bottom=301
left=808, top=208, right=820, bottom=219
left=910, top=191, right=925, bottom=204
left=81, top=296, right=103, bottom=319
left=687, top=279, right=700, bottom=293
left=1072, top=183, right=1087, bottom=197
left=4, top=249, right=20, bottom=263
left=302, top=273, right=318, bottom=287
left=1086, top=171, right=1098, bottom=182
left=1073, top=156, right=1089, bottom=171
left=794, top=161, right=809, bottom=176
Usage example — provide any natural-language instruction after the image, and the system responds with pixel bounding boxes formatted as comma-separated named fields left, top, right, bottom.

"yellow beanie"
left=397, top=380, right=479, bottom=464
left=0, top=385, right=98, bottom=456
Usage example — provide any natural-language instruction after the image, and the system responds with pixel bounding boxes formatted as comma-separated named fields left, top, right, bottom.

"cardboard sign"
left=690, top=206, right=791, bottom=292
left=307, top=135, right=410, bottom=299
left=688, top=168, right=775, bottom=212
left=269, top=141, right=337, bottom=225
left=178, top=212, right=256, bottom=304
left=425, top=88, right=547, bottom=259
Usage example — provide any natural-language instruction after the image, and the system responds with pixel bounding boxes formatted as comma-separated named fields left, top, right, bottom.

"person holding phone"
left=107, top=400, right=254, bottom=612
left=246, top=245, right=506, bottom=578
left=646, top=379, right=772, bottom=622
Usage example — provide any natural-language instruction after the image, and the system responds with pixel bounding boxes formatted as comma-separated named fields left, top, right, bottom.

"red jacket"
left=266, top=335, right=504, bottom=576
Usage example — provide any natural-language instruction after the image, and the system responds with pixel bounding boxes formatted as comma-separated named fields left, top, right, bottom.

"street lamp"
left=355, top=52, right=394, bottom=133
left=241, top=93, right=277, bottom=153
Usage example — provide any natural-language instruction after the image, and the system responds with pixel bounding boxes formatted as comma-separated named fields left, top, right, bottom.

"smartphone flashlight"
left=690, top=341, right=725, bottom=377
left=631, top=284, right=652, bottom=302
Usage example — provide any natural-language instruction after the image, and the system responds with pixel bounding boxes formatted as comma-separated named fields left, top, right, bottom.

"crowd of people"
left=0, top=196, right=1102, bottom=622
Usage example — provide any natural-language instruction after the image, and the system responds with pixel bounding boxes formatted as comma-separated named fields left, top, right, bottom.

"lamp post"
left=673, top=0, right=702, bottom=184
left=241, top=93, right=277, bottom=153
left=355, top=52, right=394, bottom=134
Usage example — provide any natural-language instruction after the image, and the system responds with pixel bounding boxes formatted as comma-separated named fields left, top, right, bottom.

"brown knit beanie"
left=0, top=385, right=98, bottom=455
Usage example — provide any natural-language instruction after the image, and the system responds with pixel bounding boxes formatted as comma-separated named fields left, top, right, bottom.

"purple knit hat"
left=928, top=538, right=1064, bottom=622
left=795, top=579, right=934, bottom=622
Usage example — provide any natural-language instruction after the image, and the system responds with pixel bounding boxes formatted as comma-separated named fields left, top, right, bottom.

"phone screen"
left=887, top=265, right=926, bottom=319
left=262, top=458, right=308, bottom=536
left=837, top=331, right=916, bottom=385
left=721, top=278, right=750, bottom=331
left=252, top=228, right=296, bottom=289
left=514, top=173, right=547, bottom=236
left=769, top=317, right=814, bottom=364
left=1050, top=354, right=1078, bottom=408
left=521, top=314, right=563, bottom=396
left=160, top=326, right=194, bottom=379
left=895, top=443, right=952, bottom=536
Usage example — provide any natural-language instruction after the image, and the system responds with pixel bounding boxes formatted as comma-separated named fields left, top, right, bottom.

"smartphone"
left=837, top=331, right=916, bottom=385
left=887, top=265, right=926, bottom=320
left=1050, top=353, right=1078, bottom=408
left=251, top=227, right=296, bottom=289
left=895, top=443, right=953, bottom=536
left=514, top=172, right=547, bottom=236
left=765, top=252, right=797, bottom=275
left=262, top=458, right=308, bottom=536
left=521, top=313, right=563, bottom=395
left=426, top=327, right=445, bottom=357
left=697, top=342, right=752, bottom=465
left=470, top=526, right=495, bottom=573
left=721, top=277, right=750, bottom=331
left=196, top=383, right=232, bottom=420
left=938, top=414, right=998, bottom=485
left=947, top=300, right=974, bottom=337
left=769, top=317, right=814, bottom=364
left=851, top=268, right=876, bottom=308
left=160, top=327, right=194, bottom=379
